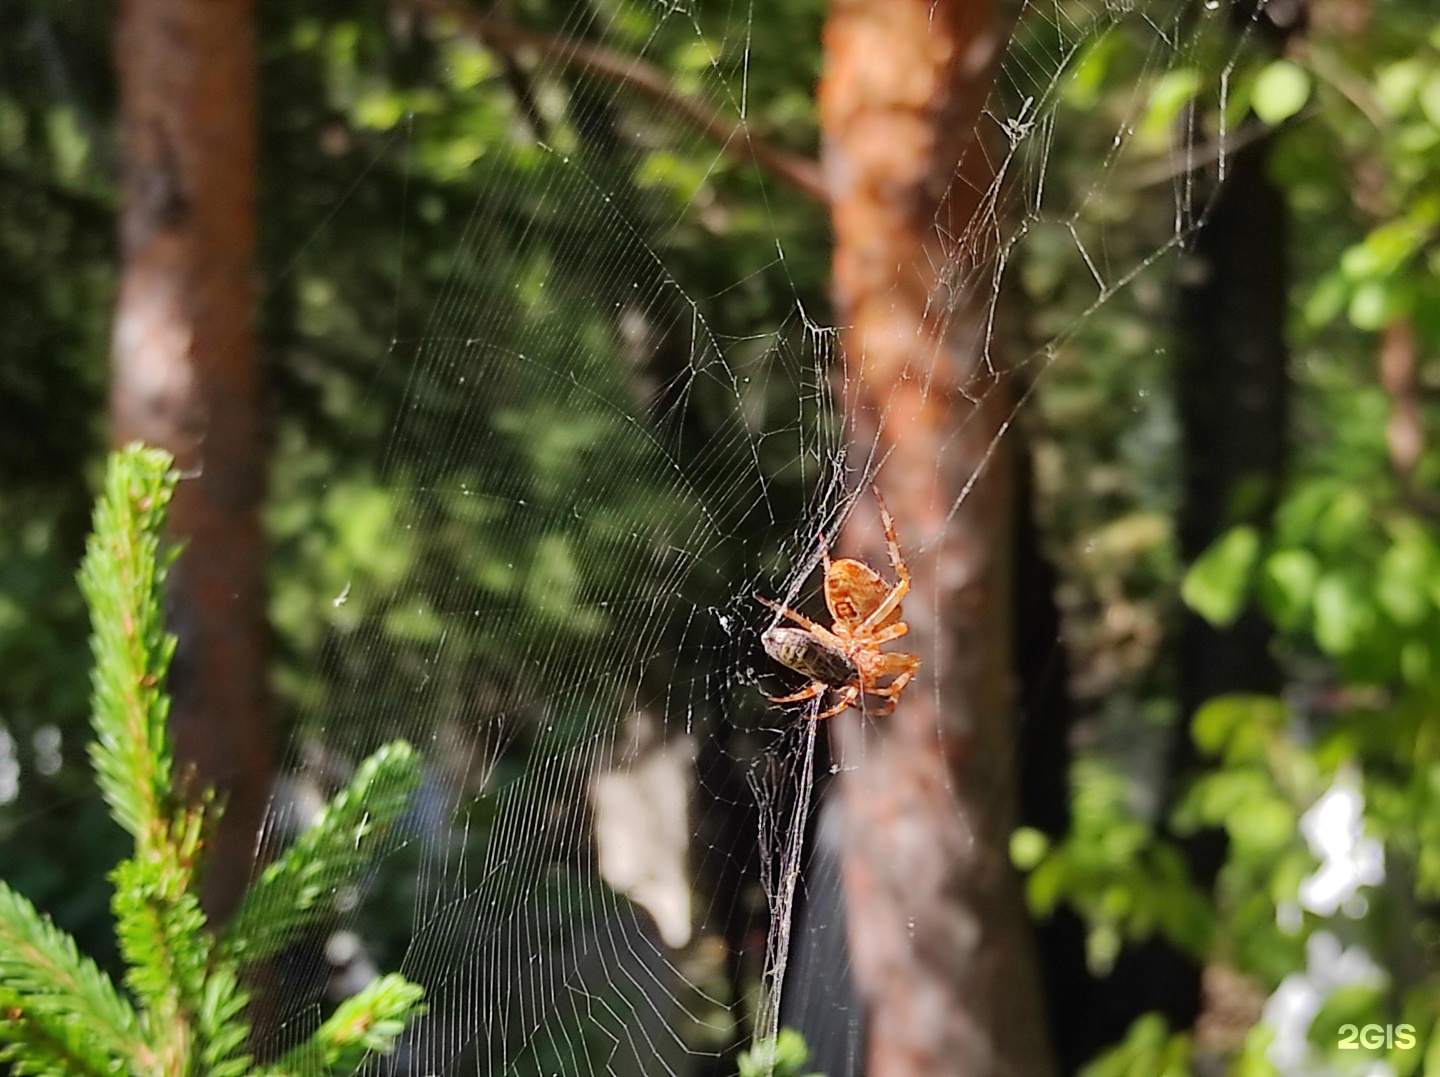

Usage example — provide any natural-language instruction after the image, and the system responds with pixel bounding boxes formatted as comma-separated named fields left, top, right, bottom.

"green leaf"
left=1182, top=526, right=1260, bottom=626
left=1313, top=574, right=1375, bottom=656
left=1229, top=797, right=1295, bottom=853
left=1011, top=827, right=1050, bottom=871
left=1252, top=60, right=1311, bottom=125
left=1310, top=982, right=1387, bottom=1053
left=1422, top=1018, right=1440, bottom=1077
left=1066, top=32, right=1118, bottom=109
left=1420, top=72, right=1440, bottom=129
left=1142, top=69, right=1202, bottom=143
left=1080, top=1013, right=1193, bottom=1077
left=197, top=967, right=252, bottom=1077
left=1192, top=696, right=1286, bottom=762
left=1175, top=770, right=1271, bottom=832
left=1402, top=639, right=1436, bottom=687
left=1341, top=212, right=1433, bottom=283
left=1377, top=60, right=1426, bottom=117
left=1259, top=548, right=1321, bottom=628
left=1377, top=537, right=1434, bottom=626
left=1348, top=280, right=1393, bottom=330
left=1303, top=271, right=1350, bottom=327
left=1026, top=857, right=1069, bottom=917
left=1313, top=486, right=1372, bottom=553
left=736, top=1029, right=816, bottom=1077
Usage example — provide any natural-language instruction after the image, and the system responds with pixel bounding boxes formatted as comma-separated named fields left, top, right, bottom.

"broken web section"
left=248, top=1, right=1262, bottom=1074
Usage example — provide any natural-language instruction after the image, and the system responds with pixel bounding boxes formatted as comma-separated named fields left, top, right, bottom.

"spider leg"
left=867, top=670, right=915, bottom=699
left=860, top=652, right=920, bottom=698
left=851, top=490, right=911, bottom=635
left=813, top=686, right=859, bottom=721
left=754, top=593, right=823, bottom=631
left=873, top=487, right=909, bottom=584
left=754, top=593, right=849, bottom=651
left=866, top=621, right=909, bottom=646
left=766, top=681, right=826, bottom=705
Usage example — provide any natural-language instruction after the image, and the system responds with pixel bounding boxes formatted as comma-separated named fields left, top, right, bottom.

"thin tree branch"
left=399, top=0, right=828, bottom=204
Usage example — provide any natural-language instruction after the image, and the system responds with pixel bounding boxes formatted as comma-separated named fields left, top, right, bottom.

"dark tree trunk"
left=819, top=2, right=1054, bottom=1074
left=111, top=0, right=271, bottom=926
left=1172, top=133, right=1289, bottom=864
left=1012, top=441, right=1092, bottom=1075
left=1160, top=130, right=1291, bottom=1054
left=1157, top=0, right=1303, bottom=1050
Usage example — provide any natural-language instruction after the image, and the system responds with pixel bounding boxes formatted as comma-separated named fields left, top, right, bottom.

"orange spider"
left=756, top=490, right=921, bottom=720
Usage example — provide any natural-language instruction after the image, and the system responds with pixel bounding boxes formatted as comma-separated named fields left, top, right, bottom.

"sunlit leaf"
left=1026, top=857, right=1068, bottom=917
left=1304, top=271, right=1350, bottom=327
left=1067, top=32, right=1119, bottom=109
left=1260, top=548, right=1321, bottom=628
left=1010, top=827, right=1050, bottom=871
left=1348, top=280, right=1393, bottom=330
left=1253, top=60, right=1311, bottom=125
left=1314, top=487, right=1372, bottom=553
left=1141, top=69, right=1202, bottom=144
left=1377, top=59, right=1426, bottom=116
left=1193, top=695, right=1286, bottom=762
left=1229, top=797, right=1294, bottom=853
left=1182, top=526, right=1260, bottom=627
left=1378, top=538, right=1433, bottom=626
left=1313, top=574, right=1375, bottom=656
left=1401, top=639, right=1436, bottom=687
left=1419, top=72, right=1440, bottom=129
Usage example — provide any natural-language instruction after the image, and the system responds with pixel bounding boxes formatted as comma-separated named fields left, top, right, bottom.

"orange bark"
left=819, top=1, right=1053, bottom=1073
left=111, top=0, right=271, bottom=924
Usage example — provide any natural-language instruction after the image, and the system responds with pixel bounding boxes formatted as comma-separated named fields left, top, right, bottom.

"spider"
left=756, top=490, right=921, bottom=720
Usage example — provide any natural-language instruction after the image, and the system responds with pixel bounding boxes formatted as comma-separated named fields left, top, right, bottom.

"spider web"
left=240, top=1, right=1266, bottom=1074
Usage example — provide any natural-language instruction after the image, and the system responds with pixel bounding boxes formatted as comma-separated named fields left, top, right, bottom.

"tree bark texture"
left=111, top=0, right=271, bottom=925
left=819, top=2, right=1055, bottom=1074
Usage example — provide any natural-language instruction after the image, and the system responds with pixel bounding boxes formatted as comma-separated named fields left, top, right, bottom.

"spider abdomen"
left=825, top=559, right=903, bottom=629
left=762, top=626, right=859, bottom=689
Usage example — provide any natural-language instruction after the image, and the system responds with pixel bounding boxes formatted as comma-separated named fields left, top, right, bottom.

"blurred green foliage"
left=1081, top=1014, right=1192, bottom=1077
left=736, top=1029, right=823, bottom=1077
left=1018, top=2, right=1440, bottom=1074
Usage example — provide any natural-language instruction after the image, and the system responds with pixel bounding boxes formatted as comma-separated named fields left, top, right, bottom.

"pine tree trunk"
left=111, top=0, right=271, bottom=926
left=819, top=1, right=1055, bottom=1074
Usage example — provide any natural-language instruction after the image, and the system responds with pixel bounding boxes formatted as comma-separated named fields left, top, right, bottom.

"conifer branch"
left=222, top=742, right=422, bottom=966
left=0, top=884, right=140, bottom=1077
left=0, top=988, right=119, bottom=1077
left=3, top=444, right=425, bottom=1077
left=78, top=444, right=179, bottom=853
left=110, top=860, right=212, bottom=1028
left=258, top=975, right=425, bottom=1077
left=76, top=448, right=231, bottom=1069
left=196, top=968, right=252, bottom=1077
